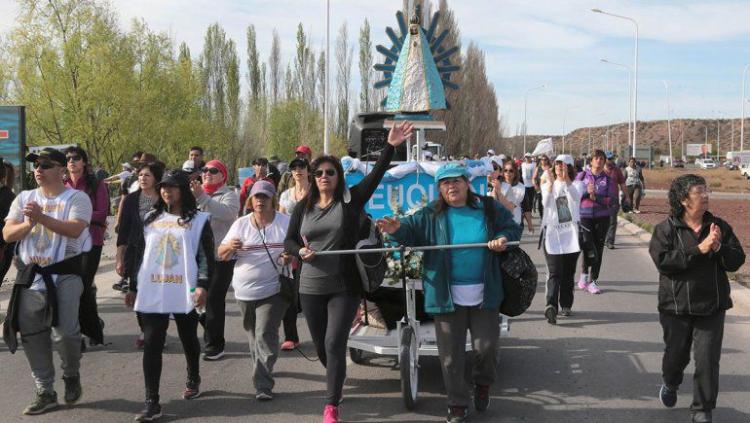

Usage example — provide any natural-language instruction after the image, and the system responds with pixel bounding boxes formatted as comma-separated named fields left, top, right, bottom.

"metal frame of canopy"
left=314, top=241, right=519, bottom=410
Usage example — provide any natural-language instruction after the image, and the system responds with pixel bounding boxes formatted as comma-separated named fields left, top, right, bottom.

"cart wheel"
left=399, top=326, right=418, bottom=410
left=349, top=347, right=364, bottom=364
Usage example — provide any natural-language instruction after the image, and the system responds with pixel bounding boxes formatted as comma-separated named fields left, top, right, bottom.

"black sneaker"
left=135, top=400, right=162, bottom=422
left=113, top=279, right=129, bottom=292
left=473, top=384, right=490, bottom=412
left=659, top=384, right=677, bottom=408
left=544, top=305, right=557, bottom=325
left=63, top=375, right=82, bottom=404
left=23, top=390, right=59, bottom=415
left=202, top=348, right=225, bottom=361
left=255, top=390, right=273, bottom=401
left=560, top=307, right=572, bottom=317
left=691, top=410, right=712, bottom=423
left=446, top=406, right=468, bottom=423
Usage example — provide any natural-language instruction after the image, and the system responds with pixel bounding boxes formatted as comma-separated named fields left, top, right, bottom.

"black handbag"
left=257, top=216, right=295, bottom=304
left=354, top=212, right=387, bottom=293
left=499, top=246, right=538, bottom=317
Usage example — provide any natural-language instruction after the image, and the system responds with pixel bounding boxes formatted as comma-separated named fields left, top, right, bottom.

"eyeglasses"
left=690, top=187, right=712, bottom=197
left=314, top=169, right=336, bottom=178
left=291, top=165, right=307, bottom=171
left=66, top=155, right=82, bottom=162
left=201, top=167, right=220, bottom=175
left=503, top=169, right=515, bottom=173
left=33, top=162, right=56, bottom=170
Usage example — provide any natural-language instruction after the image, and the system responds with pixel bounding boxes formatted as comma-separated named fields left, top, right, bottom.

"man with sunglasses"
left=3, top=148, right=93, bottom=415
left=190, top=160, right=240, bottom=360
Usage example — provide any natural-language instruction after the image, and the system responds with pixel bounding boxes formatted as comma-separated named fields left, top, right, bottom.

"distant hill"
left=500, top=118, right=749, bottom=158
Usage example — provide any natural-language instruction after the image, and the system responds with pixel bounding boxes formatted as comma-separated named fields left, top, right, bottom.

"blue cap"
left=605, top=151, right=614, bottom=159
left=435, top=163, right=469, bottom=184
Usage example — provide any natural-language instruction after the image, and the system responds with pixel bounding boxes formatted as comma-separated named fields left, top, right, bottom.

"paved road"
left=1, top=218, right=750, bottom=422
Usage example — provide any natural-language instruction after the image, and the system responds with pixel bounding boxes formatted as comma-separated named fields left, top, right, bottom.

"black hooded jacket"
left=649, top=212, right=745, bottom=315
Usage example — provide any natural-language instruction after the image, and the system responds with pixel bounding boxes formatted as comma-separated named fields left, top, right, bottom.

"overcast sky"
left=2, top=0, right=750, bottom=135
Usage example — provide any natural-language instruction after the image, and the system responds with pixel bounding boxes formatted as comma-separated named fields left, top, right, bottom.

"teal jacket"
left=391, top=196, right=522, bottom=314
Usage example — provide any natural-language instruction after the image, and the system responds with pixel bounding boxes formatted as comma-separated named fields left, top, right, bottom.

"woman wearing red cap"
left=191, top=159, right=240, bottom=360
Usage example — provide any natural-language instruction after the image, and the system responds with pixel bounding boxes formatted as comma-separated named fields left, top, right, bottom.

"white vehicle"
left=699, top=158, right=717, bottom=169
left=741, top=163, right=750, bottom=179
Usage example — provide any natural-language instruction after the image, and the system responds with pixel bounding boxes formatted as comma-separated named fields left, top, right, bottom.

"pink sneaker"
left=281, top=341, right=299, bottom=351
left=577, top=274, right=589, bottom=290
left=323, top=404, right=339, bottom=423
left=587, top=281, right=602, bottom=294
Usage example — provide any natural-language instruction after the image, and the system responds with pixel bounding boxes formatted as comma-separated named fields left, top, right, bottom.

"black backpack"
left=354, top=212, right=387, bottom=293
left=480, top=196, right=538, bottom=317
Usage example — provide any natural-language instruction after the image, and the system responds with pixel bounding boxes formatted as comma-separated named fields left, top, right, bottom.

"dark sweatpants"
left=200, top=259, right=235, bottom=351
left=660, top=311, right=725, bottom=412
left=141, top=311, right=201, bottom=401
left=544, top=249, right=580, bottom=310
left=579, top=216, right=609, bottom=281
left=299, top=291, right=360, bottom=406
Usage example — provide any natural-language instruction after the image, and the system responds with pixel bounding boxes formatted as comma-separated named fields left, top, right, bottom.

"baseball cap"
left=182, top=160, right=196, bottom=172
left=250, top=180, right=276, bottom=198
left=295, top=145, right=312, bottom=156
left=554, top=154, right=574, bottom=166
left=524, top=152, right=532, bottom=158
left=122, top=162, right=133, bottom=170
left=487, top=149, right=496, bottom=155
left=435, top=163, right=469, bottom=183
left=25, top=148, right=67, bottom=167
left=289, top=158, right=310, bottom=170
left=157, top=170, right=190, bottom=188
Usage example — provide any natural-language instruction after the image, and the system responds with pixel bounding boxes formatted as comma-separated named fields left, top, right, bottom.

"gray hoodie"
left=196, top=185, right=240, bottom=254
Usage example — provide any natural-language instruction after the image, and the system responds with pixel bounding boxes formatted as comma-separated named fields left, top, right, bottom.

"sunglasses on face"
left=291, top=165, right=307, bottom=171
left=314, top=169, right=336, bottom=178
left=33, top=161, right=57, bottom=170
left=503, top=169, right=515, bottom=173
left=66, top=155, right=82, bottom=162
left=201, top=167, right=220, bottom=175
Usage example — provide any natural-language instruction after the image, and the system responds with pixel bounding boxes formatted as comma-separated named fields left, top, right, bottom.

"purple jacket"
left=576, top=170, right=612, bottom=219
left=66, top=176, right=109, bottom=246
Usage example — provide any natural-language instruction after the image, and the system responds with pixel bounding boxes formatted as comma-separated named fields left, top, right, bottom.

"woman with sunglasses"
left=124, top=170, right=215, bottom=422
left=489, top=159, right=526, bottom=228
left=116, top=162, right=164, bottom=348
left=540, top=155, right=583, bottom=324
left=190, top=160, right=240, bottom=361
left=64, top=146, right=108, bottom=348
left=285, top=121, right=413, bottom=423
left=277, top=157, right=311, bottom=351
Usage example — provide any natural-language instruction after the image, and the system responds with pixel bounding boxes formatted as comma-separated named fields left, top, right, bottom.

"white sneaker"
left=587, top=281, right=602, bottom=294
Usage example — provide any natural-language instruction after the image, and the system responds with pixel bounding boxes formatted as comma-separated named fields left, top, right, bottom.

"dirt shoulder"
left=624, top=197, right=750, bottom=284
left=642, top=167, right=750, bottom=193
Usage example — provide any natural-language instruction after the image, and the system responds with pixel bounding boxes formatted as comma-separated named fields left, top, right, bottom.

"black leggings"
left=199, top=259, right=235, bottom=350
left=141, top=312, right=201, bottom=401
left=300, top=291, right=360, bottom=406
left=580, top=217, right=609, bottom=281
left=282, top=268, right=301, bottom=343
left=0, top=242, right=14, bottom=288
left=80, top=245, right=104, bottom=343
left=544, top=249, right=580, bottom=310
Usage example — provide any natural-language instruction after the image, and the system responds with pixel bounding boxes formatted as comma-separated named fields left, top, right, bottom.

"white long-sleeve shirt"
left=541, top=179, right=584, bottom=254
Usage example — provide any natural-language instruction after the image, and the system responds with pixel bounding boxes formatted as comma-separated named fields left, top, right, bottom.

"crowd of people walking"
left=0, top=137, right=745, bottom=423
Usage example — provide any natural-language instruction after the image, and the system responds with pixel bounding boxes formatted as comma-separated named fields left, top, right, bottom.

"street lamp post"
left=323, top=0, right=330, bottom=154
left=601, top=59, right=633, bottom=149
left=523, top=84, right=546, bottom=155
left=593, top=9, right=639, bottom=158
left=741, top=64, right=749, bottom=152
left=663, top=80, right=673, bottom=167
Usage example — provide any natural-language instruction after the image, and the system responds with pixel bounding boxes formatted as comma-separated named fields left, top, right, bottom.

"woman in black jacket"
left=124, top=170, right=215, bottom=422
left=649, top=174, right=745, bottom=423
left=284, top=121, right=413, bottom=423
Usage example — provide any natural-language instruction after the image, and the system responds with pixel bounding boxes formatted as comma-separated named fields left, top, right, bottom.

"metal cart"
left=315, top=241, right=518, bottom=410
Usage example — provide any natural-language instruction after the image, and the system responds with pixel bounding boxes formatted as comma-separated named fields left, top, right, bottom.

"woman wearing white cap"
left=218, top=180, right=291, bottom=401
left=540, top=155, right=584, bottom=324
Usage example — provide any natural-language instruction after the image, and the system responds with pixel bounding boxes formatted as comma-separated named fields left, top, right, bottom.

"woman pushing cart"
left=376, top=162, right=522, bottom=423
